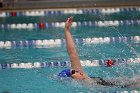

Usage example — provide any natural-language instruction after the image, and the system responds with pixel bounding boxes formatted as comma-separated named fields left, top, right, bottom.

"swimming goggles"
left=71, top=69, right=79, bottom=75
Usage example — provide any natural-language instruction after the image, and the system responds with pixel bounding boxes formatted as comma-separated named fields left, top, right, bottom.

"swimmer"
left=58, top=16, right=116, bottom=86
left=58, top=17, right=139, bottom=88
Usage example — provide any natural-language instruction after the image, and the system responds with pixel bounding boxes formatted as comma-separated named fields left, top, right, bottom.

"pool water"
left=0, top=8, right=140, bottom=93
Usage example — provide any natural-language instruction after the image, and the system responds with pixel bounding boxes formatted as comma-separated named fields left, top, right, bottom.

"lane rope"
left=97, top=90, right=140, bottom=93
left=0, top=7, right=140, bottom=17
left=0, top=36, right=139, bottom=49
left=0, top=57, right=140, bottom=69
left=0, top=20, right=140, bottom=29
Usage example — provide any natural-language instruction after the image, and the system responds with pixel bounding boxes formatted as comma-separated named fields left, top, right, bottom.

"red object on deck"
left=39, top=22, right=45, bottom=29
left=106, top=59, right=114, bottom=67
left=10, top=11, right=17, bottom=16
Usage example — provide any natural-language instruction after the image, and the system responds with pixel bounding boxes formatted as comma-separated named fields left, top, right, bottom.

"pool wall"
left=1, top=0, right=140, bottom=10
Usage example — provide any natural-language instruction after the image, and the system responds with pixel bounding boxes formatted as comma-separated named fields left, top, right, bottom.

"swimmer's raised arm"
left=64, top=17, right=83, bottom=72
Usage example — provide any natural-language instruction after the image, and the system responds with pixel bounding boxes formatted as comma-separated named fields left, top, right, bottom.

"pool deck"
left=0, top=0, right=140, bottom=11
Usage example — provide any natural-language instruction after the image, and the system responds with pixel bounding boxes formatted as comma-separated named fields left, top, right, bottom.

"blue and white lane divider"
left=0, top=36, right=139, bottom=49
left=0, top=57, right=140, bottom=69
left=98, top=90, right=140, bottom=93
left=0, top=20, right=140, bottom=29
left=0, top=7, right=140, bottom=17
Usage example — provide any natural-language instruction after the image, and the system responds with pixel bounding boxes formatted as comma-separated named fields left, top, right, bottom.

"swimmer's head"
left=58, top=69, right=85, bottom=79
left=58, top=69, right=71, bottom=77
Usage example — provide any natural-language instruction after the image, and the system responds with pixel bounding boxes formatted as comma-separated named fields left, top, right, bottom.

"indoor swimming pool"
left=0, top=7, right=140, bottom=93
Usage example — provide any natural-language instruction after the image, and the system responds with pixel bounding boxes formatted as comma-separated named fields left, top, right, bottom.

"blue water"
left=0, top=9, right=140, bottom=93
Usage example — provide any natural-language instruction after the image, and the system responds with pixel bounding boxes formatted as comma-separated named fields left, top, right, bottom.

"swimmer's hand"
left=65, top=16, right=73, bottom=30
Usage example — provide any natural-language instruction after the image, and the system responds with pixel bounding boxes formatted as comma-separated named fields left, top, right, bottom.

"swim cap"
left=58, top=69, right=71, bottom=77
